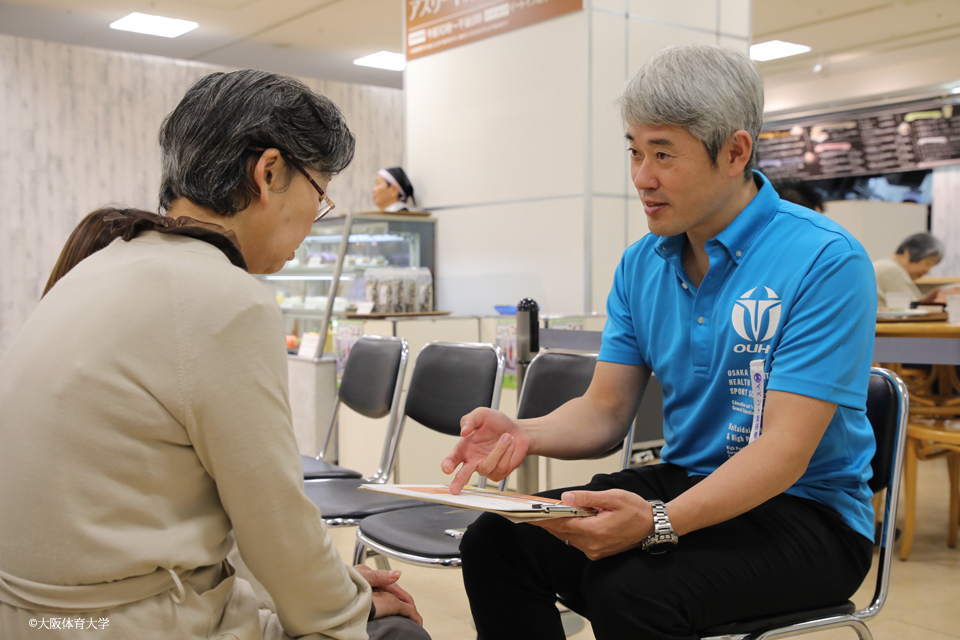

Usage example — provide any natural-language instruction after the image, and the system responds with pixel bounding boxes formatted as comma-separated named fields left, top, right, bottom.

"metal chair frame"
left=319, top=340, right=504, bottom=530
left=377, top=341, right=506, bottom=488
left=306, top=335, right=409, bottom=484
left=700, top=367, right=910, bottom=640
left=354, top=350, right=640, bottom=568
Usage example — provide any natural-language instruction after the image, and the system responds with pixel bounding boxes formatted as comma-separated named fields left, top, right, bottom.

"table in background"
left=875, top=319, right=960, bottom=416
left=915, top=275, right=960, bottom=296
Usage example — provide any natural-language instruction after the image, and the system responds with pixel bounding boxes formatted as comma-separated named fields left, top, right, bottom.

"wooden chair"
left=899, top=419, right=960, bottom=560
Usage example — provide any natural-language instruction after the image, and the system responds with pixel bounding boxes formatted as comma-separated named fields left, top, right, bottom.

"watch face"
left=645, top=540, right=675, bottom=555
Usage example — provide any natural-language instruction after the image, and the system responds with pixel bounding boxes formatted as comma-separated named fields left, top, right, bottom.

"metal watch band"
left=641, top=499, right=678, bottom=553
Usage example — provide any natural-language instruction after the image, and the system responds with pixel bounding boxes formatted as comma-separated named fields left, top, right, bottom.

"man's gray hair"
left=618, top=44, right=764, bottom=175
left=896, top=233, right=944, bottom=263
left=159, top=69, right=355, bottom=216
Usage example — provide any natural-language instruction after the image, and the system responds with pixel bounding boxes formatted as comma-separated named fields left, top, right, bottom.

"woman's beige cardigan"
left=0, top=232, right=371, bottom=639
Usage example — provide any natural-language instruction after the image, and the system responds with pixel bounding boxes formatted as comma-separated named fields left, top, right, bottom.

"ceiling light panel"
left=353, top=51, right=405, bottom=71
left=110, top=12, right=199, bottom=38
left=749, top=40, right=812, bottom=62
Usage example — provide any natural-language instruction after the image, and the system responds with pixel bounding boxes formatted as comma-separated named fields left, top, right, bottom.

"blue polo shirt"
left=599, top=172, right=877, bottom=541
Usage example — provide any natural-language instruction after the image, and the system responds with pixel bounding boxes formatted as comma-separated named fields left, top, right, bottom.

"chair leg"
left=900, top=437, right=918, bottom=561
left=948, top=453, right=959, bottom=549
left=353, top=539, right=391, bottom=570
left=353, top=539, right=368, bottom=565
left=847, top=619, right=873, bottom=640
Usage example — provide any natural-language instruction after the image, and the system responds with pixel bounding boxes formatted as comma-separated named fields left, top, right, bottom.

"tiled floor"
left=333, top=457, right=960, bottom=640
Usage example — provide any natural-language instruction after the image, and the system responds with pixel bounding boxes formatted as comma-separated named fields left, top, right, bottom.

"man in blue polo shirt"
left=441, top=44, right=877, bottom=639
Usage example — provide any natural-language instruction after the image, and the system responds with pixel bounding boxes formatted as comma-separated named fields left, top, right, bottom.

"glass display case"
left=258, top=212, right=436, bottom=357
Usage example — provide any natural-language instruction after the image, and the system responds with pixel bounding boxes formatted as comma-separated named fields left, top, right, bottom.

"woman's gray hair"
left=896, top=233, right=944, bottom=263
left=159, top=69, right=356, bottom=216
left=618, top=44, right=764, bottom=176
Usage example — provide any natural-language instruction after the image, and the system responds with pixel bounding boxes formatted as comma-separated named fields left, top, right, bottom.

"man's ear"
left=252, top=149, right=282, bottom=206
left=725, top=130, right=754, bottom=178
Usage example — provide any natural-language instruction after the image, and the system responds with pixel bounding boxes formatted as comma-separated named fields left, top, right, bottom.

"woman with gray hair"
left=0, top=70, right=428, bottom=640
left=874, top=232, right=957, bottom=307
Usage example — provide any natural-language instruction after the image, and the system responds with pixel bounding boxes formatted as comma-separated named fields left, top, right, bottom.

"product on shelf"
left=414, top=268, right=434, bottom=312
left=401, top=273, right=418, bottom=312
left=364, top=274, right=378, bottom=311
left=361, top=267, right=433, bottom=313
left=379, top=269, right=403, bottom=313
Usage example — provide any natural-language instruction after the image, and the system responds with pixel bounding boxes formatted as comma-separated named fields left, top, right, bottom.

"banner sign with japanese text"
left=405, top=0, right=582, bottom=60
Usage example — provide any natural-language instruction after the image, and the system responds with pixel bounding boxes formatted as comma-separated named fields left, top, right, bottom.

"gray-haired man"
left=444, top=44, right=877, bottom=639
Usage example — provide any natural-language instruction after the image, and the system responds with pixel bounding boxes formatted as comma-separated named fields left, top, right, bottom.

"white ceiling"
left=2, top=0, right=960, bottom=95
left=754, top=0, right=960, bottom=83
left=0, top=0, right=406, bottom=88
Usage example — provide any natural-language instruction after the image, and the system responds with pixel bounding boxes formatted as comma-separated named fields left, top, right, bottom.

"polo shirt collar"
left=652, top=171, right=779, bottom=265
left=712, top=171, right=779, bottom=265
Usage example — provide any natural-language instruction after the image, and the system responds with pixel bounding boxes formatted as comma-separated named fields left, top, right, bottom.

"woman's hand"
left=354, top=565, right=423, bottom=626
left=441, top=408, right=530, bottom=494
left=933, top=284, right=960, bottom=304
left=921, top=287, right=942, bottom=303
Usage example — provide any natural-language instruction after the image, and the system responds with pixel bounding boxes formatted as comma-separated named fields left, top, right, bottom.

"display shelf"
left=281, top=309, right=346, bottom=318
left=301, top=233, right=411, bottom=244
left=257, top=212, right=436, bottom=359
left=343, top=310, right=451, bottom=319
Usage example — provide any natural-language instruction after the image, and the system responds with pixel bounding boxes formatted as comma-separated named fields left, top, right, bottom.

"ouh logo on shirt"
left=731, top=287, right=781, bottom=353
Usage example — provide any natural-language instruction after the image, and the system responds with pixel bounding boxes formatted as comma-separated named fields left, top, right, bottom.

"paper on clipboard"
left=358, top=484, right=597, bottom=523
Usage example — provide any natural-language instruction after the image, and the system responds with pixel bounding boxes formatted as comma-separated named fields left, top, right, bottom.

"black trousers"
left=460, top=464, right=873, bottom=640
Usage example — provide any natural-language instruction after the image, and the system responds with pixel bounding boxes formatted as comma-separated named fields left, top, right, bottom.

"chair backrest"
left=860, top=367, right=909, bottom=621
left=403, top=342, right=505, bottom=435
left=373, top=342, right=504, bottom=483
left=339, top=336, right=407, bottom=418
left=517, top=351, right=597, bottom=420
left=865, top=370, right=902, bottom=494
left=319, top=336, right=408, bottom=474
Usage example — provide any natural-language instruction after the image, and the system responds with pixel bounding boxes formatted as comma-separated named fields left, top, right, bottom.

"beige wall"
left=0, top=34, right=403, bottom=358
left=405, top=0, right=751, bottom=319
left=931, top=165, right=960, bottom=277
left=824, top=201, right=928, bottom=263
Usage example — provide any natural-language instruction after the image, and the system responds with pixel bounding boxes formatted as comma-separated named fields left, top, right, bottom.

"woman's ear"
left=253, top=149, right=282, bottom=206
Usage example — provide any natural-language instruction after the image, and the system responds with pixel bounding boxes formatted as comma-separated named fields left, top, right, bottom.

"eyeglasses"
left=249, top=148, right=335, bottom=222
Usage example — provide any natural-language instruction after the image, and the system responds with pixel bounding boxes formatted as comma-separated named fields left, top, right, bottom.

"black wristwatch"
left=641, top=499, right=678, bottom=554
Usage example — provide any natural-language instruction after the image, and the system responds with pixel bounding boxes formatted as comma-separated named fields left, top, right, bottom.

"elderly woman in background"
left=0, top=70, right=428, bottom=640
left=874, top=232, right=959, bottom=307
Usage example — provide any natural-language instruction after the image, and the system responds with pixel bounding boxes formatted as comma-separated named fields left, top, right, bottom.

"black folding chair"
left=697, top=367, right=909, bottom=640
left=302, top=335, right=408, bottom=480
left=303, top=341, right=505, bottom=527
left=353, top=350, right=644, bottom=567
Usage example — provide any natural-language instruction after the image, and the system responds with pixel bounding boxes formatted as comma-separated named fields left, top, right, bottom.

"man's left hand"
left=530, top=489, right=655, bottom=560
